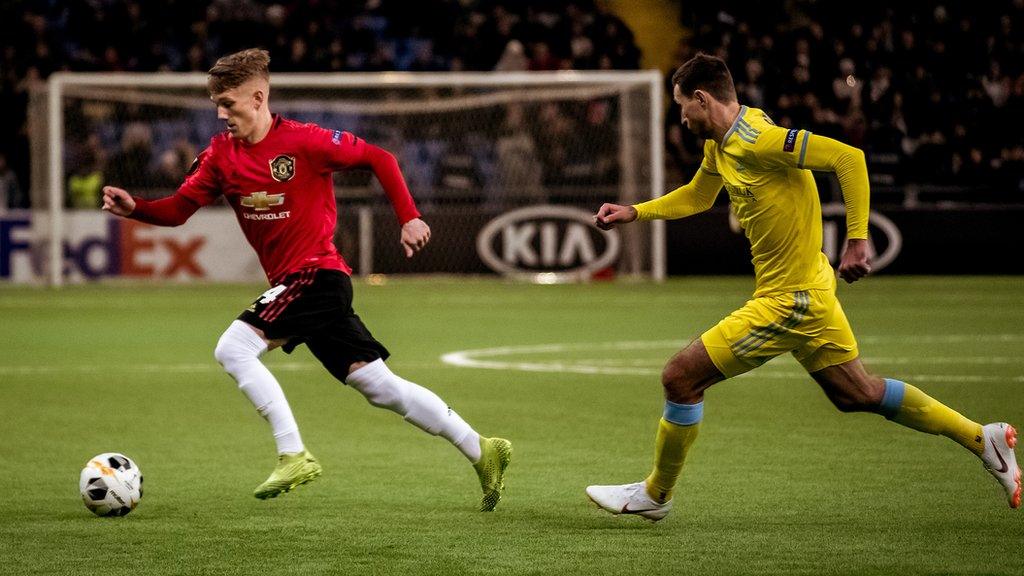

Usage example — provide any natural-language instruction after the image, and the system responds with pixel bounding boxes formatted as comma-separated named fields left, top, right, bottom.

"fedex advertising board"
left=1, top=210, right=263, bottom=283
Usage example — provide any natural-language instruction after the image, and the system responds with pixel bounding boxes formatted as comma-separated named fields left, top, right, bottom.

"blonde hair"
left=207, top=48, right=270, bottom=94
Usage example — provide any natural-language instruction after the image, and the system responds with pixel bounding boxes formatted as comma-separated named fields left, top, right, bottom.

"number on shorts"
left=258, top=284, right=287, bottom=304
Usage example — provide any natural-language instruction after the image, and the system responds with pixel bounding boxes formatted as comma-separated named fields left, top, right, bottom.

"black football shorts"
left=239, top=268, right=390, bottom=380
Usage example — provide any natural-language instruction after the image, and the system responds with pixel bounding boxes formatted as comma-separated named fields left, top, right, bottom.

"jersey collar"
left=240, top=114, right=282, bottom=148
left=721, top=105, right=749, bottom=146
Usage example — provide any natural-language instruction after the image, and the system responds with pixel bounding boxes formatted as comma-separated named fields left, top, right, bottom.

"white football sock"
left=214, top=320, right=304, bottom=455
left=346, top=359, right=481, bottom=462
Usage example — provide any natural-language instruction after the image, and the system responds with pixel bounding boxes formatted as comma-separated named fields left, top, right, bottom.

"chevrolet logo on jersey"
left=241, top=191, right=285, bottom=211
left=269, top=155, right=295, bottom=182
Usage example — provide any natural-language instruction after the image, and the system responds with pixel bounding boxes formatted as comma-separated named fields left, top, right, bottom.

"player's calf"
left=810, top=362, right=885, bottom=413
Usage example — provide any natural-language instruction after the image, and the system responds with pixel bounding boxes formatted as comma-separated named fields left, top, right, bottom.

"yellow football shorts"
left=700, top=281, right=859, bottom=378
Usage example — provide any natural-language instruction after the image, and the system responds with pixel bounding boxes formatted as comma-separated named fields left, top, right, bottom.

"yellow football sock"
left=644, top=418, right=700, bottom=503
left=885, top=380, right=984, bottom=456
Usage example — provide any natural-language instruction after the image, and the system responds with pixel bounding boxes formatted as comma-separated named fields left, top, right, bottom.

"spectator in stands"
left=983, top=61, right=1012, bottom=108
left=4, top=0, right=1020, bottom=204
left=570, top=21, right=596, bottom=68
left=669, top=0, right=1023, bottom=197
left=563, top=100, right=618, bottom=187
left=106, top=122, right=155, bottom=189
left=67, top=135, right=106, bottom=208
left=736, top=59, right=766, bottom=109
left=0, top=153, right=21, bottom=213
left=493, top=103, right=545, bottom=206
left=528, top=41, right=562, bottom=71
left=494, top=40, right=529, bottom=72
left=534, top=102, right=574, bottom=187
left=831, top=58, right=862, bottom=113
left=435, top=139, right=484, bottom=203
left=152, top=140, right=198, bottom=190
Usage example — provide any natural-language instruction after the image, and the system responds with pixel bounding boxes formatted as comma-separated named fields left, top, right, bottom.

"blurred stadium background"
left=1, top=0, right=1022, bottom=283
left=1, top=2, right=1023, bottom=576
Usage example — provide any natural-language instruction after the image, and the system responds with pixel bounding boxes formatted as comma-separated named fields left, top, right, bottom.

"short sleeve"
left=306, top=126, right=369, bottom=172
left=752, top=125, right=813, bottom=170
left=177, top=146, right=221, bottom=206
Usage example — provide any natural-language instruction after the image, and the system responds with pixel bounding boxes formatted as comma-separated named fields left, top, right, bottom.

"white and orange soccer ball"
left=79, top=453, right=143, bottom=517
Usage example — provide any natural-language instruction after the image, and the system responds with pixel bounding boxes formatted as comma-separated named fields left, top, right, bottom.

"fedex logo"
left=1, top=214, right=205, bottom=280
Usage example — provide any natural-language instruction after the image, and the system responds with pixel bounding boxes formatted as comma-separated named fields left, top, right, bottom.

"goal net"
left=24, top=72, right=663, bottom=285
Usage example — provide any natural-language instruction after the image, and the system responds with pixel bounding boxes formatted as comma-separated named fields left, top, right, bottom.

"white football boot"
left=980, top=422, right=1020, bottom=509
left=586, top=481, right=672, bottom=521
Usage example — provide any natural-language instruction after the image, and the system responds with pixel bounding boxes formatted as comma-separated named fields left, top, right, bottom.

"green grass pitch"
left=1, top=276, right=1022, bottom=575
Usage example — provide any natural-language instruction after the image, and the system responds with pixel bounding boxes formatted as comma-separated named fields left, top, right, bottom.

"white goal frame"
left=45, top=71, right=665, bottom=285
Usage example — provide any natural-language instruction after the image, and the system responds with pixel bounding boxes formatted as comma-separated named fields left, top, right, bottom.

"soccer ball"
left=79, top=453, right=143, bottom=517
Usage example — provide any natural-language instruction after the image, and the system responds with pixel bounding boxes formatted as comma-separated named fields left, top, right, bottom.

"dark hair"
left=207, top=48, right=270, bottom=94
left=671, top=53, right=737, bottom=102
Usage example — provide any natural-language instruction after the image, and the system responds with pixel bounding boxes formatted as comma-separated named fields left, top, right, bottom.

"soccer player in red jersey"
left=102, top=49, right=511, bottom=510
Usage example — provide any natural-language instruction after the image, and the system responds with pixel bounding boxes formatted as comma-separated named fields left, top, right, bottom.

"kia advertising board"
left=475, top=205, right=620, bottom=281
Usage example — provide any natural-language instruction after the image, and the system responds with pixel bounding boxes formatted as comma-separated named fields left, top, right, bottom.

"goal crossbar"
left=44, top=71, right=665, bottom=285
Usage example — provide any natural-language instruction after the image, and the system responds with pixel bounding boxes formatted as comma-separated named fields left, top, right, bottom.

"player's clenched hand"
left=401, top=218, right=430, bottom=258
left=593, top=203, right=638, bottom=230
left=838, top=238, right=872, bottom=283
left=101, top=186, right=136, bottom=217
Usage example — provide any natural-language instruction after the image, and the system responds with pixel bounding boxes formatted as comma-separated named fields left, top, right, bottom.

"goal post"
left=33, top=71, right=664, bottom=285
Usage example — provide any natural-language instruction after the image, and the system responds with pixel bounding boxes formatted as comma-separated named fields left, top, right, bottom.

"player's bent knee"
left=214, top=320, right=268, bottom=375
left=213, top=337, right=235, bottom=369
left=661, top=360, right=704, bottom=400
left=346, top=359, right=407, bottom=412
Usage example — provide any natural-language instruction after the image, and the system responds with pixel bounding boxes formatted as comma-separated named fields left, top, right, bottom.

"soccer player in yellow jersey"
left=585, top=53, right=1020, bottom=520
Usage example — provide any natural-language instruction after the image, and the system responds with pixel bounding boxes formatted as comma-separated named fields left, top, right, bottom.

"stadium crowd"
left=1, top=0, right=639, bottom=209
left=672, top=1, right=1024, bottom=200
left=0, top=0, right=1021, bottom=210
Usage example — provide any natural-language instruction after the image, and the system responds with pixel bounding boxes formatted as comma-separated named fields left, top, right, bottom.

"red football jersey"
left=176, top=115, right=420, bottom=283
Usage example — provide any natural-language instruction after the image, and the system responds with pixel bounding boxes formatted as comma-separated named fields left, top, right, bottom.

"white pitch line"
left=0, top=361, right=443, bottom=376
left=0, top=362, right=321, bottom=375
left=440, top=339, right=1024, bottom=382
left=572, top=356, right=1024, bottom=366
left=859, top=334, right=1024, bottom=344
left=734, top=371, right=1024, bottom=384
left=441, top=334, right=1024, bottom=368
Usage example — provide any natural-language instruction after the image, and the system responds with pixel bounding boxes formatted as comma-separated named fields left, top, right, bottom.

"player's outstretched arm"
left=101, top=186, right=136, bottom=217
left=619, top=168, right=723, bottom=226
left=101, top=185, right=201, bottom=226
left=594, top=204, right=638, bottom=230
left=400, top=218, right=430, bottom=258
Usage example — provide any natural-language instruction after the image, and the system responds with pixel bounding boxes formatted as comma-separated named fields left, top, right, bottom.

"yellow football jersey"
left=636, top=105, right=869, bottom=297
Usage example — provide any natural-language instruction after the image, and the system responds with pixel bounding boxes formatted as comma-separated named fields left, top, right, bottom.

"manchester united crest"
left=269, top=155, right=295, bottom=182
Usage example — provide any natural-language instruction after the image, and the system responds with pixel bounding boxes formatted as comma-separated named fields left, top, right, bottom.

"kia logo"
left=729, top=203, right=902, bottom=273
left=821, top=204, right=902, bottom=272
left=476, top=205, right=621, bottom=279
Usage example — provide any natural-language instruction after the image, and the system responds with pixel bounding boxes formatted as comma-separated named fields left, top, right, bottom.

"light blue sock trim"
left=878, top=379, right=906, bottom=419
left=664, top=400, right=703, bottom=426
